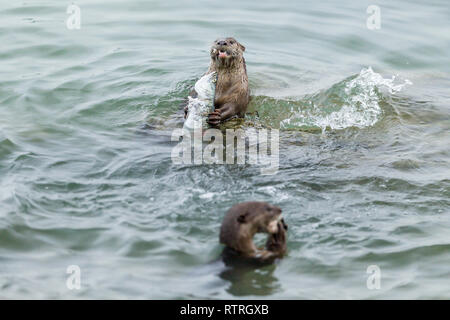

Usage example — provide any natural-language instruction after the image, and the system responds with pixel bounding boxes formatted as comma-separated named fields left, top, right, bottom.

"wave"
left=279, top=67, right=412, bottom=131
left=153, top=68, right=412, bottom=132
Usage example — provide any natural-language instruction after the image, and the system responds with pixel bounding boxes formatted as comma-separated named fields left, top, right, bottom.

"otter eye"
left=265, top=206, right=272, bottom=211
left=230, top=40, right=235, bottom=44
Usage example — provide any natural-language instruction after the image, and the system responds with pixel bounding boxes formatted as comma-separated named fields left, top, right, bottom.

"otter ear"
left=237, top=212, right=248, bottom=223
left=238, top=42, right=246, bottom=52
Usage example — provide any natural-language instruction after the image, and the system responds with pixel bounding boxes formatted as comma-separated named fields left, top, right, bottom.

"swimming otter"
left=184, top=37, right=250, bottom=126
left=219, top=202, right=288, bottom=261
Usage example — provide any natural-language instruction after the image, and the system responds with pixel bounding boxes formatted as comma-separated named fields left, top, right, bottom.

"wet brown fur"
left=184, top=37, right=250, bottom=126
left=219, top=202, right=288, bottom=261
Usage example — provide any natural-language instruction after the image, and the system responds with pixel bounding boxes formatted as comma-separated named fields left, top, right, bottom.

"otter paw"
left=265, top=220, right=287, bottom=253
left=207, top=110, right=221, bottom=126
left=281, top=218, right=288, bottom=231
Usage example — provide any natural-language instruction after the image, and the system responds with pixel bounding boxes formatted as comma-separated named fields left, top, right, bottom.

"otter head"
left=237, top=202, right=283, bottom=235
left=210, top=37, right=245, bottom=70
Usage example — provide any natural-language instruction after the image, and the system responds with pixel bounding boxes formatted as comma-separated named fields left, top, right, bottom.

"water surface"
left=0, top=0, right=449, bottom=299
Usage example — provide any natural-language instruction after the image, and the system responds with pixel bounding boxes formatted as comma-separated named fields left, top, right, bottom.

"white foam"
left=183, top=72, right=216, bottom=130
left=281, top=67, right=412, bottom=131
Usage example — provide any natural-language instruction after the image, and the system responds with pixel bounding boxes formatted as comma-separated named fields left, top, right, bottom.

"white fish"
left=184, top=72, right=217, bottom=130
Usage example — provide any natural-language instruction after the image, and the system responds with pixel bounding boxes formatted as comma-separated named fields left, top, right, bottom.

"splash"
left=280, top=67, right=412, bottom=131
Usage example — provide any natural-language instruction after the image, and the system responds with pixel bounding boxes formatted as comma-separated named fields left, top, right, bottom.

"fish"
left=183, top=72, right=217, bottom=130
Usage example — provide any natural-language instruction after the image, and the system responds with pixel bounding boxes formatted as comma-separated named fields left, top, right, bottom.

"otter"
left=184, top=37, right=250, bottom=126
left=219, top=202, right=288, bottom=261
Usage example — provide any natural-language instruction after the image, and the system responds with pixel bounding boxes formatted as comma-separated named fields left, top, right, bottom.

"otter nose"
left=217, top=40, right=227, bottom=46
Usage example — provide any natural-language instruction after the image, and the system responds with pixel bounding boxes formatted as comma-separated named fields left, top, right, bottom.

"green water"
left=0, top=0, right=449, bottom=299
